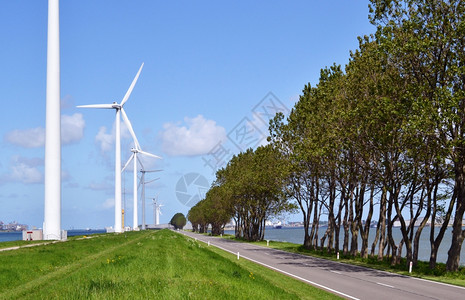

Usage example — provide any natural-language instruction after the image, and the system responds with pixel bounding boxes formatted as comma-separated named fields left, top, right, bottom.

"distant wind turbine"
left=152, top=196, right=163, bottom=225
left=122, top=128, right=161, bottom=231
left=77, top=63, right=144, bottom=233
left=139, top=167, right=161, bottom=230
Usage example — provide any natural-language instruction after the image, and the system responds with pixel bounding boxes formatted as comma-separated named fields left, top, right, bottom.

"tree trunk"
left=377, top=187, right=387, bottom=260
left=360, top=185, right=374, bottom=258
left=430, top=184, right=455, bottom=269
left=447, top=161, right=465, bottom=272
left=334, top=197, right=343, bottom=253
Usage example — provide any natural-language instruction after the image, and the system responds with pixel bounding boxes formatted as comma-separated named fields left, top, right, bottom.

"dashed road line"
left=377, top=282, right=395, bottom=288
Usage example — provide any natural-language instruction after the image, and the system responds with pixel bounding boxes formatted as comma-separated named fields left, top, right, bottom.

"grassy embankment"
left=0, top=230, right=339, bottom=300
left=217, top=235, right=465, bottom=287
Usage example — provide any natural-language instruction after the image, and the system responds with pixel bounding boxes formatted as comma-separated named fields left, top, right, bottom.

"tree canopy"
left=170, top=213, right=187, bottom=230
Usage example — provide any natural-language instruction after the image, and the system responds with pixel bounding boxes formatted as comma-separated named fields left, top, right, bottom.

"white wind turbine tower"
left=122, top=130, right=161, bottom=231
left=139, top=168, right=161, bottom=229
left=44, top=0, right=62, bottom=240
left=77, top=63, right=144, bottom=233
left=152, top=196, right=163, bottom=225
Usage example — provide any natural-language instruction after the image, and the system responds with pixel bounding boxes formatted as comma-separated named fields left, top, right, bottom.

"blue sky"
left=0, top=1, right=374, bottom=229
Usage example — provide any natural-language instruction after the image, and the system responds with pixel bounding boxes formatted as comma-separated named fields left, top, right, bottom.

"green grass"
left=226, top=237, right=465, bottom=287
left=0, top=230, right=340, bottom=299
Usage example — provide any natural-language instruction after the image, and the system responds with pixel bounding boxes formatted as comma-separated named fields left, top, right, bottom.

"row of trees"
left=269, top=0, right=465, bottom=271
left=189, top=0, right=465, bottom=272
left=188, top=146, right=294, bottom=241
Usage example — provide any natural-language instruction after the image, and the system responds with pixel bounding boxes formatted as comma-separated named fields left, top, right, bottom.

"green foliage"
left=219, top=145, right=293, bottom=241
left=188, top=144, right=295, bottom=241
left=170, top=212, right=187, bottom=230
left=188, top=186, right=234, bottom=235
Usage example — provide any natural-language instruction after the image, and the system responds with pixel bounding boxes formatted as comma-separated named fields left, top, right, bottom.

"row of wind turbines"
left=43, top=0, right=161, bottom=239
left=78, top=63, right=162, bottom=233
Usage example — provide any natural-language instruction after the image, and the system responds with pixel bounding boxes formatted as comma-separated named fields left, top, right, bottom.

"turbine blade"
left=144, top=169, right=163, bottom=173
left=145, top=177, right=160, bottom=185
left=137, top=155, right=144, bottom=170
left=139, top=149, right=162, bottom=159
left=120, top=63, right=144, bottom=107
left=121, top=153, right=135, bottom=173
left=77, top=104, right=114, bottom=109
left=121, top=108, right=140, bottom=149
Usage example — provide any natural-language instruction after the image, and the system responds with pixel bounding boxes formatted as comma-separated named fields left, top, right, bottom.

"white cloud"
left=95, top=120, right=131, bottom=153
left=95, top=126, right=113, bottom=153
left=61, top=113, right=85, bottom=144
left=9, top=156, right=44, bottom=184
left=4, top=113, right=85, bottom=148
left=160, top=115, right=226, bottom=156
left=101, top=198, right=114, bottom=209
left=4, top=127, right=45, bottom=148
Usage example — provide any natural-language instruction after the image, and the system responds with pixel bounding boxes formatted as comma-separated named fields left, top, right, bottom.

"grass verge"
left=0, top=230, right=340, bottom=299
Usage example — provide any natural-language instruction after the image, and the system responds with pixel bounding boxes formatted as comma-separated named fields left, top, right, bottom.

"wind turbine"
left=122, top=131, right=161, bottom=231
left=139, top=167, right=161, bottom=229
left=44, top=0, right=62, bottom=240
left=77, top=63, right=144, bottom=233
left=152, top=196, right=163, bottom=225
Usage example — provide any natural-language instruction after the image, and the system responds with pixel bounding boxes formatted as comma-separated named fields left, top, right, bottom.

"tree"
left=170, top=213, right=186, bottom=230
left=369, top=0, right=465, bottom=272
left=203, top=185, right=234, bottom=235
left=187, top=202, right=206, bottom=232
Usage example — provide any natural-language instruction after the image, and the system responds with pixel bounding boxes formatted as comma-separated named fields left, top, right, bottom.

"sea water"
left=0, top=231, right=22, bottom=242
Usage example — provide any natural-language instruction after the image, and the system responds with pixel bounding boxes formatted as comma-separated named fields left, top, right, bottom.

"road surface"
left=179, top=230, right=465, bottom=300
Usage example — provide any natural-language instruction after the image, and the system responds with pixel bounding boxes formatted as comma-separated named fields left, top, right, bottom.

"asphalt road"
left=179, top=230, right=465, bottom=300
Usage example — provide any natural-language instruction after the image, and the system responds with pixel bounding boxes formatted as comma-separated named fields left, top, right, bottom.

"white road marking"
left=377, top=282, right=395, bottom=288
left=330, top=270, right=342, bottom=274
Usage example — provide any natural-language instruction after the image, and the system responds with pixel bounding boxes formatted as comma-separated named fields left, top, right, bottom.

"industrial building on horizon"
left=0, top=220, right=28, bottom=231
